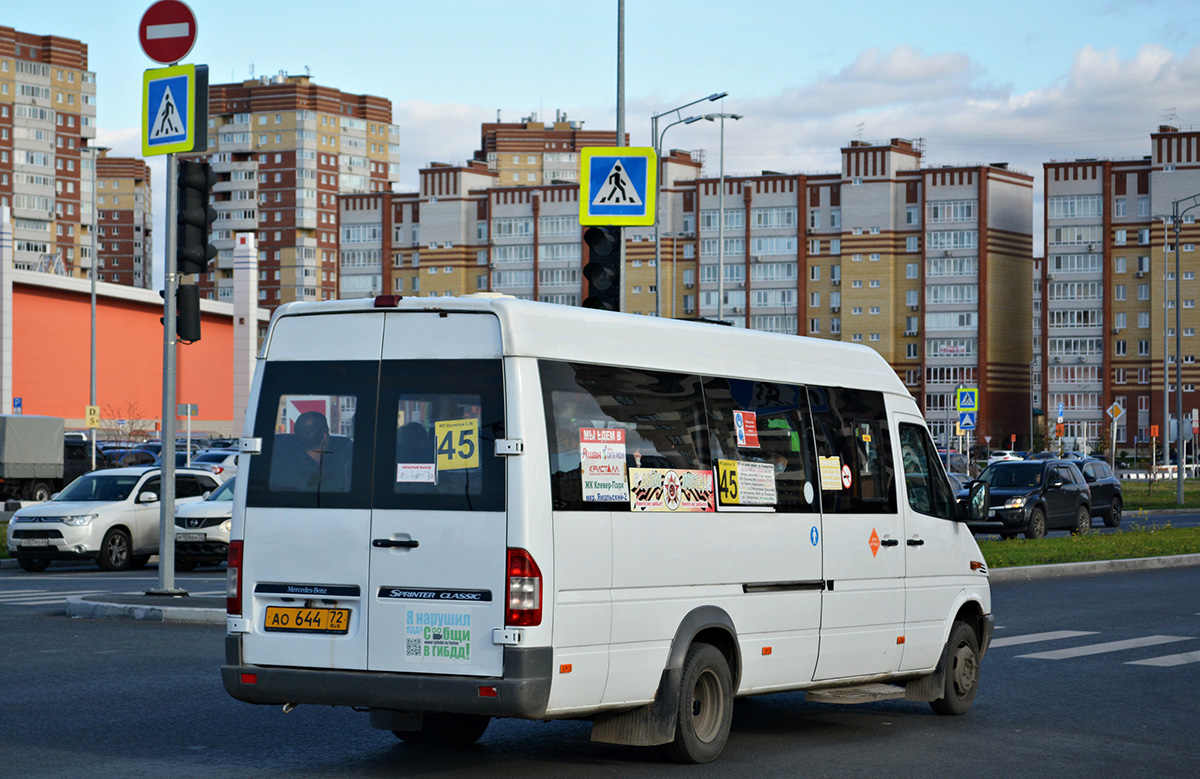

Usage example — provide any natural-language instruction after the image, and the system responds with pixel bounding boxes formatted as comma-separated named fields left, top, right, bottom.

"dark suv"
left=966, top=459, right=1091, bottom=539
left=1078, top=458, right=1122, bottom=528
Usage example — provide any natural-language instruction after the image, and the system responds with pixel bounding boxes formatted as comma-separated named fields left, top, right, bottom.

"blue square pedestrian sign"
left=143, top=64, right=208, bottom=156
left=579, top=147, right=657, bottom=226
left=955, top=388, right=978, bottom=413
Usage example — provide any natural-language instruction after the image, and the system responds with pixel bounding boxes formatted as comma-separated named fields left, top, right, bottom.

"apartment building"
left=1043, top=125, right=1200, bottom=453
left=94, top=153, right=152, bottom=288
left=475, top=111, right=623, bottom=187
left=193, top=72, right=399, bottom=310
left=340, top=132, right=1033, bottom=446
left=0, top=26, right=97, bottom=279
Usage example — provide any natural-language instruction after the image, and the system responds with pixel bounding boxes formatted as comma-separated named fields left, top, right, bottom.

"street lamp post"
left=88, top=145, right=111, bottom=469
left=704, top=112, right=742, bottom=322
left=1170, top=194, right=1200, bottom=504
left=650, top=92, right=726, bottom=318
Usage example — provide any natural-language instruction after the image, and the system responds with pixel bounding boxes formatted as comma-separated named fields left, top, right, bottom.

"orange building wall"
left=12, top=284, right=237, bottom=432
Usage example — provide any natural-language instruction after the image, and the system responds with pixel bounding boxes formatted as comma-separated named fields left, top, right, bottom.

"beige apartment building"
left=191, top=73, right=399, bottom=311
left=1043, top=125, right=1200, bottom=454
left=0, top=26, right=99, bottom=279
left=339, top=133, right=1033, bottom=442
left=94, top=153, right=152, bottom=289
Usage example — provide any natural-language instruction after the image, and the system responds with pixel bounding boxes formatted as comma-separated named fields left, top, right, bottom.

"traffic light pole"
left=150, top=150, right=182, bottom=596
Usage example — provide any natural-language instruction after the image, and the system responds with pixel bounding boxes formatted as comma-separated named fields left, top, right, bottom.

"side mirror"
left=137, top=491, right=159, bottom=504
left=959, top=481, right=989, bottom=522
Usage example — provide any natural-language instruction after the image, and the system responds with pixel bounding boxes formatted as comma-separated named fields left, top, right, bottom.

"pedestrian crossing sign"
left=142, top=64, right=208, bottom=156
left=579, top=147, right=656, bottom=226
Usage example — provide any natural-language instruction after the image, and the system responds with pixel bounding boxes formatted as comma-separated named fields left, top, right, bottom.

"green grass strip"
left=978, top=523, right=1200, bottom=568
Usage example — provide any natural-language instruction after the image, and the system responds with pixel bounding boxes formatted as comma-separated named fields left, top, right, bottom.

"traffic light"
left=176, top=283, right=201, bottom=343
left=582, top=226, right=622, bottom=311
left=176, top=159, right=217, bottom=276
left=160, top=285, right=202, bottom=343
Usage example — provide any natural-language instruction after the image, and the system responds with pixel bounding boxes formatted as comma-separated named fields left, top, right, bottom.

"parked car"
left=938, top=449, right=969, bottom=474
left=5, top=466, right=222, bottom=572
left=187, top=450, right=239, bottom=482
left=963, top=459, right=1091, bottom=539
left=1078, top=458, right=1122, bottom=527
left=987, top=450, right=1023, bottom=464
left=174, top=476, right=234, bottom=571
left=946, top=472, right=972, bottom=492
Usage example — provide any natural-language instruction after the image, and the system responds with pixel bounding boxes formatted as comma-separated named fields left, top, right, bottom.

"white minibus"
left=222, top=294, right=992, bottom=763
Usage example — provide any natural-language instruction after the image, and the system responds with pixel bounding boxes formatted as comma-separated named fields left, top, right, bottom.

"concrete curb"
left=65, top=595, right=226, bottom=625
left=989, top=553, right=1200, bottom=582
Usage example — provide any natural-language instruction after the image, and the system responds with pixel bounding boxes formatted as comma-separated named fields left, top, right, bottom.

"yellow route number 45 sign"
left=435, top=419, right=479, bottom=471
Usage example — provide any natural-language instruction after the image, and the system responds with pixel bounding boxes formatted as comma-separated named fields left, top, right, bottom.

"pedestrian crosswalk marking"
left=1126, top=650, right=1200, bottom=667
left=0, top=589, right=105, bottom=605
left=1017, top=635, right=1192, bottom=660
left=989, top=630, right=1097, bottom=648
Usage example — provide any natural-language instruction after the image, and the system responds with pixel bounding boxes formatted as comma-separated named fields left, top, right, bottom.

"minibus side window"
left=703, top=377, right=819, bottom=513
left=540, top=361, right=710, bottom=511
left=899, top=423, right=954, bottom=519
left=808, top=386, right=896, bottom=514
left=374, top=359, right=505, bottom=512
left=246, top=360, right=377, bottom=509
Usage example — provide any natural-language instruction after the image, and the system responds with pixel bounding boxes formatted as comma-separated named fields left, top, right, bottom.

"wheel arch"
left=954, top=598, right=987, bottom=650
left=665, top=605, right=742, bottom=691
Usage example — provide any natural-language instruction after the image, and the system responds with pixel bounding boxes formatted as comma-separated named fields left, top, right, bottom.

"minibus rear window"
left=246, top=361, right=377, bottom=509
left=374, top=359, right=505, bottom=512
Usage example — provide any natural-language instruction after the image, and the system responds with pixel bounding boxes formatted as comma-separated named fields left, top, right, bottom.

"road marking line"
left=1018, top=635, right=1193, bottom=660
left=990, top=630, right=1097, bottom=648
left=1126, top=650, right=1200, bottom=667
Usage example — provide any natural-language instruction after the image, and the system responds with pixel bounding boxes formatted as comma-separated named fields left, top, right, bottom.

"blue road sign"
left=579, top=147, right=656, bottom=226
left=142, top=64, right=208, bottom=156
left=958, top=410, right=976, bottom=430
left=12, top=397, right=22, bottom=414
left=956, top=388, right=978, bottom=413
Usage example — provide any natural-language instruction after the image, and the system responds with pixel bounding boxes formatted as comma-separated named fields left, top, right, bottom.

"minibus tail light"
left=506, top=547, right=542, bottom=627
left=227, top=540, right=243, bottom=616
left=374, top=295, right=402, bottom=308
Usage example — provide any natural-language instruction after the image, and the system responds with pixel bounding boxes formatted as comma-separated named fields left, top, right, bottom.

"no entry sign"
left=139, top=0, right=197, bottom=64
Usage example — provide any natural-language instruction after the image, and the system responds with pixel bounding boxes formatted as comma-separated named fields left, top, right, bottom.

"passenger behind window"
left=269, top=411, right=351, bottom=493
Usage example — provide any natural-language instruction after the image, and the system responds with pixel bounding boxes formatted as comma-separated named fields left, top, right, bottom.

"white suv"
left=5, top=467, right=221, bottom=572
left=987, top=450, right=1023, bottom=464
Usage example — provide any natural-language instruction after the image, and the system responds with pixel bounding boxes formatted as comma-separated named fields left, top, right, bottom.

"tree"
left=99, top=402, right=155, bottom=444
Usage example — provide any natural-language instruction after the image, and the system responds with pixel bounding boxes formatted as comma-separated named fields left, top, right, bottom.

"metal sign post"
left=152, top=150, right=182, bottom=596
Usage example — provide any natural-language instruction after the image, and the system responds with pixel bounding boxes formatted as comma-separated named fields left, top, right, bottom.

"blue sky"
left=8, top=0, right=1200, bottom=284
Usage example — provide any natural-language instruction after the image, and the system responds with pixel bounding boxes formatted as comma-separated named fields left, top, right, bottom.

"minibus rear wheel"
left=662, top=642, right=733, bottom=764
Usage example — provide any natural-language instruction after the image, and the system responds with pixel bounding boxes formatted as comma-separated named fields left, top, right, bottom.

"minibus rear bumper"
left=222, top=635, right=552, bottom=719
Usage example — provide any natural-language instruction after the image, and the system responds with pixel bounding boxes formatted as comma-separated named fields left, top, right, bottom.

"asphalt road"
left=2, top=565, right=1197, bottom=777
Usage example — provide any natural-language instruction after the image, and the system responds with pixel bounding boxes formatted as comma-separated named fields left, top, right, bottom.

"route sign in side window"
left=703, top=377, right=819, bottom=513
left=808, top=386, right=897, bottom=514
left=540, top=361, right=710, bottom=511
left=374, top=359, right=505, bottom=513
left=246, top=360, right=378, bottom=510
left=899, top=423, right=955, bottom=520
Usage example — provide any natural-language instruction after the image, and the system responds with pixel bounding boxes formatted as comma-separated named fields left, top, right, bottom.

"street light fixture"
left=650, top=92, right=727, bottom=318
left=704, top=113, right=743, bottom=323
